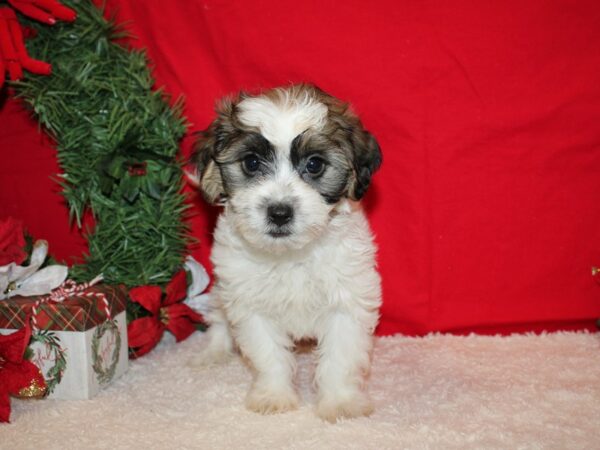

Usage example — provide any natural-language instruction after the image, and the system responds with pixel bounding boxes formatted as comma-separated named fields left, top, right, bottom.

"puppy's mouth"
left=267, top=229, right=292, bottom=238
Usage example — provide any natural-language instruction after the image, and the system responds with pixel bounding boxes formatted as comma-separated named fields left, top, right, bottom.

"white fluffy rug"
left=4, top=331, right=600, bottom=449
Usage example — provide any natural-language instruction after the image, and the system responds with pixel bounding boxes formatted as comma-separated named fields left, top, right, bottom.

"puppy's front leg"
left=316, top=312, right=374, bottom=422
left=235, top=315, right=299, bottom=414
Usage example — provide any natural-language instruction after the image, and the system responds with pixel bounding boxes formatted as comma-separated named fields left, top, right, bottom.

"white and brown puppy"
left=191, top=84, right=382, bottom=422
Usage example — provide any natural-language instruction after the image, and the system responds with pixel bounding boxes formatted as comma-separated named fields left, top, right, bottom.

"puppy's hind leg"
left=188, top=307, right=235, bottom=367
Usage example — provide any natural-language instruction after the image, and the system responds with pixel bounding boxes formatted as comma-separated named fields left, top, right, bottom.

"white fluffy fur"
left=237, top=90, right=328, bottom=149
left=194, top=93, right=381, bottom=422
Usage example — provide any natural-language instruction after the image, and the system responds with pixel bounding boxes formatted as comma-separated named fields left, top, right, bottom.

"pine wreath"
left=91, top=319, right=121, bottom=385
left=28, top=330, right=67, bottom=396
left=13, top=0, right=190, bottom=300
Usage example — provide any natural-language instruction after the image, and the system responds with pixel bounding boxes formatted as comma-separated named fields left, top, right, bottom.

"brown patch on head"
left=193, top=84, right=381, bottom=204
left=298, top=84, right=382, bottom=200
left=191, top=96, right=255, bottom=204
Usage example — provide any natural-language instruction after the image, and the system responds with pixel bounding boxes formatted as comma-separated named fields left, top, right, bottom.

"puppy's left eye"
left=305, top=156, right=325, bottom=176
left=243, top=154, right=261, bottom=174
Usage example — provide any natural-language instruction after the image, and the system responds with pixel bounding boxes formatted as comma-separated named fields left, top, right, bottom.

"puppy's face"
left=193, top=84, right=381, bottom=252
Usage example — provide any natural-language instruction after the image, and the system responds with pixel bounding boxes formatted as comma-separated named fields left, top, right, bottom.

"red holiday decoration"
left=127, top=270, right=204, bottom=358
left=0, top=0, right=75, bottom=88
left=0, top=323, right=47, bottom=423
left=0, top=217, right=27, bottom=266
left=127, top=162, right=147, bottom=177
left=8, top=0, right=76, bottom=25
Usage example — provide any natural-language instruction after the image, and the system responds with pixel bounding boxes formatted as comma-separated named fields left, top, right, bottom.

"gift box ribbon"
left=0, top=280, right=126, bottom=332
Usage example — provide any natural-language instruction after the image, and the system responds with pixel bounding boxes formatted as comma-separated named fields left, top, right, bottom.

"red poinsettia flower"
left=127, top=270, right=204, bottom=358
left=0, top=323, right=47, bottom=423
left=0, top=217, right=27, bottom=266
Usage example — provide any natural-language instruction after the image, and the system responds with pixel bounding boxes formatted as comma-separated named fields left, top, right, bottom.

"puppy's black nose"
left=267, top=203, right=294, bottom=226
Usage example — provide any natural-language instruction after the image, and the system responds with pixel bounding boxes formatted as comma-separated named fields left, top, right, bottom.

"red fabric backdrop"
left=1, top=0, right=600, bottom=335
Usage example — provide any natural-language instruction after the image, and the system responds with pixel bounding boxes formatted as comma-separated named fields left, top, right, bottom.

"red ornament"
left=0, top=323, right=47, bottom=423
left=0, top=217, right=27, bottom=266
left=127, top=270, right=204, bottom=358
left=127, top=162, right=147, bottom=177
left=0, top=0, right=76, bottom=88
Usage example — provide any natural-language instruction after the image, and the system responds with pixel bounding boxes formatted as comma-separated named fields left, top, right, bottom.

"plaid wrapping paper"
left=0, top=284, right=127, bottom=331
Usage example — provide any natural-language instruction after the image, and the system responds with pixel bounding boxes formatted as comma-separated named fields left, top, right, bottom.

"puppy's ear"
left=318, top=89, right=382, bottom=201
left=192, top=98, right=237, bottom=205
left=345, top=126, right=382, bottom=201
left=192, top=122, right=225, bottom=204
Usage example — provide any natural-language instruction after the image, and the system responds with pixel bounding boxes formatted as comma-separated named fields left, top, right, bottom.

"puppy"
left=191, top=84, right=382, bottom=422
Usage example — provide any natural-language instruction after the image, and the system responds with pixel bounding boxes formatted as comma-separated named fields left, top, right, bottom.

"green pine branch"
left=14, top=0, right=190, bottom=287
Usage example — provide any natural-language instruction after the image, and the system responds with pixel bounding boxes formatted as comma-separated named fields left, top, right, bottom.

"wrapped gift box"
left=0, top=284, right=128, bottom=399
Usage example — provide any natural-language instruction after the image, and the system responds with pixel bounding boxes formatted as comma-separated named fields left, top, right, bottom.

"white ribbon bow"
left=0, top=240, right=68, bottom=300
left=183, top=255, right=213, bottom=316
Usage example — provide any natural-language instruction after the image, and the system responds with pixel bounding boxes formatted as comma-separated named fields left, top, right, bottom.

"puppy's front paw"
left=317, top=392, right=374, bottom=423
left=245, top=385, right=299, bottom=415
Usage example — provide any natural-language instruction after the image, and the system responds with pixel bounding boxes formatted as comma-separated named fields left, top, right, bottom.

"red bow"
left=8, top=0, right=76, bottom=25
left=127, top=270, right=204, bottom=358
left=0, top=323, right=47, bottom=423
left=0, top=0, right=76, bottom=89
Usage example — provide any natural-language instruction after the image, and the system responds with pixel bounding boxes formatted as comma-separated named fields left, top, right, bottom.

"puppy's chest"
left=215, top=246, right=348, bottom=338
left=230, top=256, right=333, bottom=316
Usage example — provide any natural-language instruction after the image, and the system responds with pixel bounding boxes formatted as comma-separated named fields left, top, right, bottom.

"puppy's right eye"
left=243, top=154, right=260, bottom=174
left=305, top=156, right=325, bottom=176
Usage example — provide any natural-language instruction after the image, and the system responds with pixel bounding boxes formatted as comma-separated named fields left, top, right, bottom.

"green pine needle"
left=14, top=0, right=190, bottom=288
